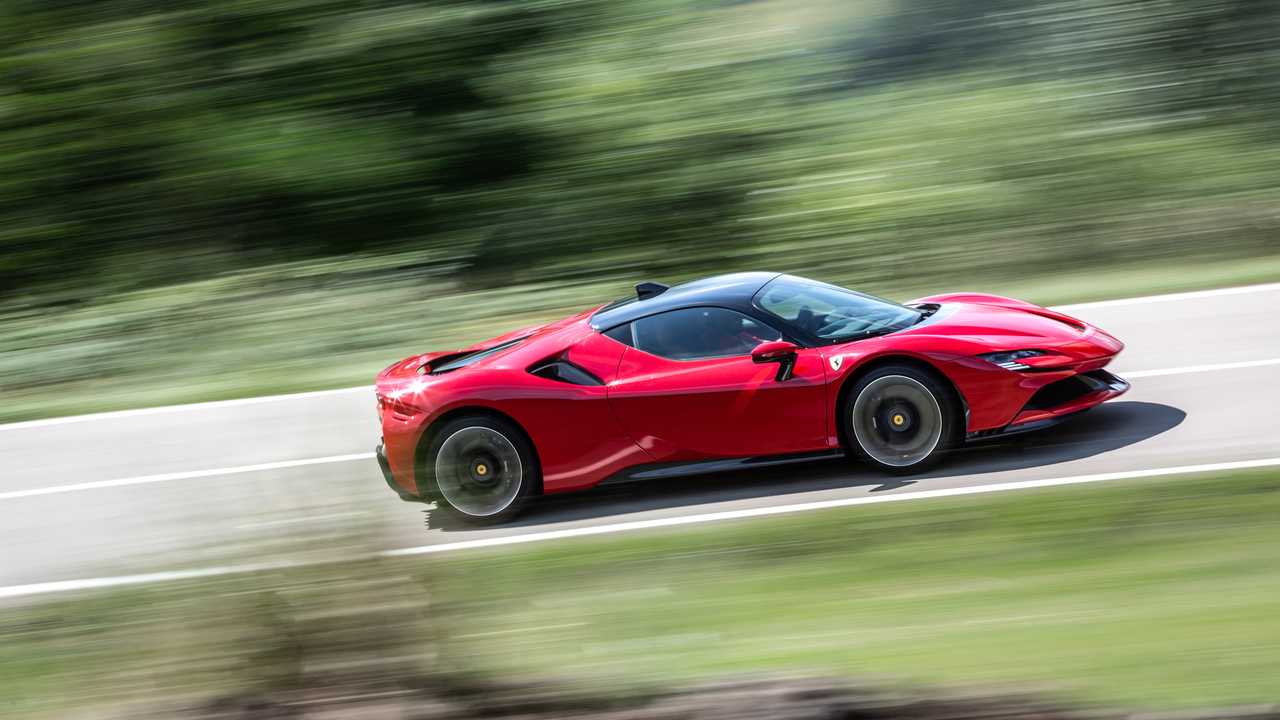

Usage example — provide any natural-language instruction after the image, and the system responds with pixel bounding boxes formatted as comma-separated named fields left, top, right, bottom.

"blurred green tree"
left=0, top=0, right=1277, bottom=298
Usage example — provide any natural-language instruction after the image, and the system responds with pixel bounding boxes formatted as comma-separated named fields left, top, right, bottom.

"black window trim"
left=602, top=322, right=637, bottom=348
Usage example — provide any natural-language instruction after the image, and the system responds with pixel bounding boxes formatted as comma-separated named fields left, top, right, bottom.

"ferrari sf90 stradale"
left=375, top=273, right=1127, bottom=522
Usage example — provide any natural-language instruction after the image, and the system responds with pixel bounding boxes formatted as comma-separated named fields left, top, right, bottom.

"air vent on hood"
left=426, top=338, right=526, bottom=375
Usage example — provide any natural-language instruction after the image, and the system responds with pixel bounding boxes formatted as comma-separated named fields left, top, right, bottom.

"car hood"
left=901, top=297, right=1122, bottom=361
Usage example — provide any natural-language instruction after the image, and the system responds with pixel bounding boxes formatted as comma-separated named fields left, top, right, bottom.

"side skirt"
left=598, top=450, right=845, bottom=486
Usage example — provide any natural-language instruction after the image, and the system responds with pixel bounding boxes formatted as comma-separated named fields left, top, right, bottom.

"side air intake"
left=528, top=355, right=604, bottom=386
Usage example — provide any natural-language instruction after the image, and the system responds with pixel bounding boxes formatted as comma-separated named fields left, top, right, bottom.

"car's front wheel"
left=424, top=414, right=537, bottom=524
left=843, top=365, right=959, bottom=474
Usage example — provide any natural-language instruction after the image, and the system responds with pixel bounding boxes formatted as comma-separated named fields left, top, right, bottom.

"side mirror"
left=751, top=340, right=797, bottom=363
left=751, top=340, right=799, bottom=381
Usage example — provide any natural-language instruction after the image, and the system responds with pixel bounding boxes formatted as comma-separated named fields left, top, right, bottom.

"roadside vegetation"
left=3, top=0, right=1280, bottom=421
left=5, top=253, right=1280, bottom=424
left=5, top=468, right=1279, bottom=717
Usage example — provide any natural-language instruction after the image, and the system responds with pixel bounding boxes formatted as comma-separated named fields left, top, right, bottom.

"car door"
left=605, top=306, right=829, bottom=461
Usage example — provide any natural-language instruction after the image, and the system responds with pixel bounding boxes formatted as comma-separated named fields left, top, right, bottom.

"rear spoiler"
left=635, top=281, right=668, bottom=300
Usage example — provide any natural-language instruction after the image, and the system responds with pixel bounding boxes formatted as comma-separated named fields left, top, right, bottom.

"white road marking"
left=1122, top=358, right=1280, bottom=378
left=0, top=561, right=298, bottom=600
left=0, top=453, right=375, bottom=501
left=383, top=458, right=1280, bottom=557
left=0, top=281, right=1274, bottom=434
left=4, top=356, right=1278, bottom=503
left=4, top=457, right=1279, bottom=600
left=0, top=385, right=375, bottom=432
left=1055, top=281, right=1280, bottom=311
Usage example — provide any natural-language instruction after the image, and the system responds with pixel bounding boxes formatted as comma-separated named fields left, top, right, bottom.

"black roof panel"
left=590, top=272, right=782, bottom=330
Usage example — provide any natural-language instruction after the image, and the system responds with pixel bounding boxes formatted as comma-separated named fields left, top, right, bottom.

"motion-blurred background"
left=3, top=0, right=1278, bottom=419
left=4, top=2, right=1280, bottom=718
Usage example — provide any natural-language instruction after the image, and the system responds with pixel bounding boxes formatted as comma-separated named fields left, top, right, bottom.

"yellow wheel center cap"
left=476, top=464, right=488, bottom=476
left=892, top=414, right=905, bottom=426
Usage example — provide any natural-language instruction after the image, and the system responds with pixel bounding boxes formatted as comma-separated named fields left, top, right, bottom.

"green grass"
left=4, top=469, right=1280, bottom=717
left=4, top=252, right=1279, bottom=424
left=434, top=468, right=1280, bottom=709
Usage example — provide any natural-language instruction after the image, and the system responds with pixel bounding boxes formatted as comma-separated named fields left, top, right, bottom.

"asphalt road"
left=3, top=283, right=1280, bottom=596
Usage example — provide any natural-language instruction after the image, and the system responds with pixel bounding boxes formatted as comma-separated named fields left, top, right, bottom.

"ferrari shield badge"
left=829, top=356, right=843, bottom=371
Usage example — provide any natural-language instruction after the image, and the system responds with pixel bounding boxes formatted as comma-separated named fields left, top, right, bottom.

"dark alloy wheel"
left=424, top=414, right=538, bottom=524
left=843, top=365, right=959, bottom=473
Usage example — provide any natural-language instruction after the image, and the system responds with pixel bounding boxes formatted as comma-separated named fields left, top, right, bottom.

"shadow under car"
left=425, top=400, right=1185, bottom=531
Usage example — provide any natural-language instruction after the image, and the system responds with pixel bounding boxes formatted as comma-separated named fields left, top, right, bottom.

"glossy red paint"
left=608, top=343, right=829, bottom=461
left=377, top=309, right=652, bottom=495
left=375, top=284, right=1126, bottom=502
left=812, top=292, right=1127, bottom=437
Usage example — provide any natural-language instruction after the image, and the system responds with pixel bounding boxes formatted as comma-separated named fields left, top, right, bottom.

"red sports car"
left=375, top=273, right=1127, bottom=523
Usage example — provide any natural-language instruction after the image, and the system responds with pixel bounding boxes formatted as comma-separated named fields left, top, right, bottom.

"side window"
left=603, top=323, right=635, bottom=347
left=632, top=307, right=781, bottom=361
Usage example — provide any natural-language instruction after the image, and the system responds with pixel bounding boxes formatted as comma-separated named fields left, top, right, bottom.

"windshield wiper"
left=830, top=326, right=899, bottom=343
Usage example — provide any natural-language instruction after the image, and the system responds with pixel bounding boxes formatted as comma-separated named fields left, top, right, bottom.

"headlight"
left=977, top=349, right=1048, bottom=371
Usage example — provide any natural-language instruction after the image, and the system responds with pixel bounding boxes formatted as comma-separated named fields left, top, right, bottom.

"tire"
left=422, top=414, right=538, bottom=524
left=842, top=365, right=960, bottom=474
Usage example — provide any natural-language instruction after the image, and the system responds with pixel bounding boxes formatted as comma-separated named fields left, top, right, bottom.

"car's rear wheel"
left=843, top=365, right=958, bottom=474
left=424, top=414, right=537, bottom=524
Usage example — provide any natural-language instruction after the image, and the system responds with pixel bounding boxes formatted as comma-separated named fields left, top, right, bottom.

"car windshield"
left=755, top=275, right=921, bottom=342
